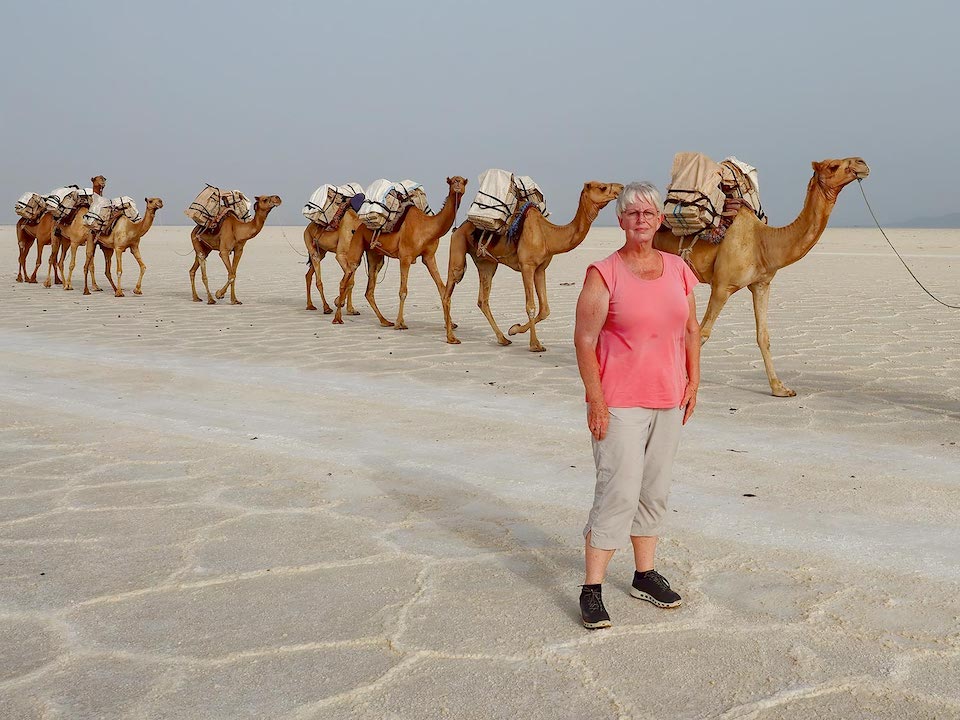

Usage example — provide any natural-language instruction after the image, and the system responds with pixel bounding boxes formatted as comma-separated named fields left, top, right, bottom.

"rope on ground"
left=859, top=180, right=960, bottom=309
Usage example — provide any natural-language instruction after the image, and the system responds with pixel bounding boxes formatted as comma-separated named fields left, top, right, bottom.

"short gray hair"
left=616, top=181, right=663, bottom=218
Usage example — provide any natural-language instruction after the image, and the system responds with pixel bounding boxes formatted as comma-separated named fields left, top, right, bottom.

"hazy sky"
left=3, top=1, right=956, bottom=227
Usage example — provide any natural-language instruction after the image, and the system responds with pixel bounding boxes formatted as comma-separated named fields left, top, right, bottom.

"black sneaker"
left=579, top=584, right=612, bottom=629
left=630, top=570, right=682, bottom=608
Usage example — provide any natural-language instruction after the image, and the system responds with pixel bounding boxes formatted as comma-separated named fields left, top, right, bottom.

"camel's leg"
left=43, top=236, right=60, bottom=288
left=519, top=263, right=545, bottom=352
left=422, top=251, right=448, bottom=312
left=198, top=249, right=216, bottom=304
left=215, top=249, right=234, bottom=301
left=332, top=253, right=356, bottom=325
left=363, top=254, right=394, bottom=327
left=28, top=237, right=43, bottom=283
left=129, top=246, right=147, bottom=295
left=441, top=230, right=470, bottom=343
left=16, top=228, right=34, bottom=283
left=749, top=281, right=795, bottom=397
left=114, top=248, right=126, bottom=297
left=699, top=284, right=737, bottom=344
left=509, top=264, right=550, bottom=336
left=305, top=263, right=317, bottom=310
left=86, top=242, right=102, bottom=293
left=227, top=247, right=244, bottom=305
left=100, top=247, right=117, bottom=294
left=64, top=241, right=79, bottom=291
left=56, top=240, right=68, bottom=284
left=394, top=257, right=415, bottom=330
left=312, top=251, right=333, bottom=313
left=82, top=239, right=96, bottom=296
left=476, top=257, right=511, bottom=346
left=345, top=272, right=359, bottom=315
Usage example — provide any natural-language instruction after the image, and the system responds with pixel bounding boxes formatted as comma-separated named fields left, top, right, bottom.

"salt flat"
left=0, top=225, right=958, bottom=719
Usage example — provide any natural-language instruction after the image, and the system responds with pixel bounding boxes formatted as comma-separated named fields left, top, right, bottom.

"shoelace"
left=583, top=587, right=606, bottom=612
left=642, top=571, right=671, bottom=590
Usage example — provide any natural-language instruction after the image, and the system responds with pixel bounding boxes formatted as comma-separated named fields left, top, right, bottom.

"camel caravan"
left=11, top=153, right=869, bottom=395
left=15, top=176, right=163, bottom=296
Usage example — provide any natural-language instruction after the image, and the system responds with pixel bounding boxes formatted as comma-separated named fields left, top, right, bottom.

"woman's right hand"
left=587, top=399, right=610, bottom=441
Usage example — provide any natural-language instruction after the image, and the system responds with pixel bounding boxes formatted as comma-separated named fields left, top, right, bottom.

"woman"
left=573, top=181, right=700, bottom=629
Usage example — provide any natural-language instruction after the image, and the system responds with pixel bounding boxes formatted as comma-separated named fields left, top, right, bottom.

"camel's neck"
left=236, top=205, right=271, bottom=240
left=762, top=176, right=837, bottom=269
left=543, top=192, right=601, bottom=253
left=132, top=206, right=158, bottom=236
left=422, top=189, right=461, bottom=238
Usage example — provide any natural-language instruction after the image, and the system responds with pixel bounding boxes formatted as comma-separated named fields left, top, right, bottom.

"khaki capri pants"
left=584, top=406, right=683, bottom=550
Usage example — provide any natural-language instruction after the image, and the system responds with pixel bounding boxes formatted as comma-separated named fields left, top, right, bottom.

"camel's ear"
left=446, top=177, right=451, bottom=183
left=144, top=197, right=148, bottom=204
left=811, top=161, right=822, bottom=173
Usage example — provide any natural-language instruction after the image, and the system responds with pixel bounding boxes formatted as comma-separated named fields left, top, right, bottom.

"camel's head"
left=812, top=157, right=870, bottom=199
left=446, top=176, right=468, bottom=197
left=255, top=195, right=283, bottom=211
left=145, top=197, right=163, bottom=211
left=583, top=181, right=624, bottom=209
left=91, top=175, right=106, bottom=194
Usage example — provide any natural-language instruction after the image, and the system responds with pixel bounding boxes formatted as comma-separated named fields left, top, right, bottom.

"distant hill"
left=893, top=212, right=960, bottom=228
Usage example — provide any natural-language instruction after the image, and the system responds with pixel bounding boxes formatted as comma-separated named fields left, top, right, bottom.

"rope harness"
left=858, top=180, right=959, bottom=309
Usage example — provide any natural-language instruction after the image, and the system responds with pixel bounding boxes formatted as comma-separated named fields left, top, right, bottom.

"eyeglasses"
left=622, top=209, right=660, bottom=222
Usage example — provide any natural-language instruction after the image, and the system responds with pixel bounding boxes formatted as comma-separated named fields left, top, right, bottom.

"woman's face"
left=619, top=198, right=663, bottom=247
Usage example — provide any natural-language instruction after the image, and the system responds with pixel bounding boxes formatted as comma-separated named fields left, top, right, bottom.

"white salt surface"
left=1, top=225, right=958, bottom=719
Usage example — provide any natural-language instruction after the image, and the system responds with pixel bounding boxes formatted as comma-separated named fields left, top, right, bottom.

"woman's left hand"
left=681, top=383, right=698, bottom=425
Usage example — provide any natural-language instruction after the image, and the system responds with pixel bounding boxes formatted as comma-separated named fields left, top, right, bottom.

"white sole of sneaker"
left=582, top=619, right=612, bottom=629
left=629, top=587, right=682, bottom=608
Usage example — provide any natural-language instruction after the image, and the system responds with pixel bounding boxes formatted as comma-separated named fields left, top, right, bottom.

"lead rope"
left=858, top=180, right=960, bottom=309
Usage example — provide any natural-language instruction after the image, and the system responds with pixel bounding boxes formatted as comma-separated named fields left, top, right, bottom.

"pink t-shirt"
left=586, top=250, right=698, bottom=409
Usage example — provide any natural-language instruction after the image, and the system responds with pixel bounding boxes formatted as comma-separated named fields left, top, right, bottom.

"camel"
left=303, top=209, right=362, bottom=314
left=653, top=157, right=870, bottom=397
left=189, top=195, right=282, bottom=305
left=16, top=212, right=55, bottom=284
left=48, top=175, right=108, bottom=291
left=443, top=180, right=623, bottom=352
left=89, top=198, right=163, bottom=297
left=333, top=176, right=468, bottom=328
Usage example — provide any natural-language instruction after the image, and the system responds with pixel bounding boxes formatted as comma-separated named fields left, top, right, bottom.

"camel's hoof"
left=133, top=289, right=142, bottom=296
left=93, top=287, right=103, bottom=292
left=27, top=278, right=37, bottom=284
left=83, top=289, right=91, bottom=296
left=772, top=386, right=797, bottom=398
left=498, top=337, right=513, bottom=346
left=347, top=310, right=361, bottom=316
left=15, top=277, right=23, bottom=283
left=380, top=321, right=395, bottom=328
left=215, top=291, right=226, bottom=299
left=529, top=344, right=546, bottom=353
left=115, top=292, right=125, bottom=298
left=306, top=304, right=317, bottom=311
left=207, top=299, right=217, bottom=305
left=43, top=282, right=52, bottom=289
left=231, top=300, right=243, bottom=305
left=332, top=317, right=344, bottom=325
left=395, top=323, right=408, bottom=330
left=323, top=307, right=333, bottom=315
left=54, top=279, right=62, bottom=285
left=192, top=297, right=202, bottom=303
left=446, top=337, right=461, bottom=345
left=508, top=323, right=524, bottom=336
